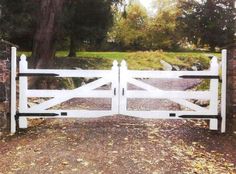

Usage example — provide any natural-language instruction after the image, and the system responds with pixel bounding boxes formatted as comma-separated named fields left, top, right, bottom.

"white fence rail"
left=10, top=47, right=227, bottom=133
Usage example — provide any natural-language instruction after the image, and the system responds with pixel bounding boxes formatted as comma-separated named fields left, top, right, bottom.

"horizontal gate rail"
left=126, top=70, right=219, bottom=79
left=126, top=90, right=210, bottom=100
left=27, top=90, right=113, bottom=98
left=120, top=111, right=217, bottom=119
left=16, top=110, right=115, bottom=118
left=21, top=69, right=113, bottom=78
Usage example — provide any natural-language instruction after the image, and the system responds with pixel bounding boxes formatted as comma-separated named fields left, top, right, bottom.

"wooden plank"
left=128, top=70, right=217, bottom=79
left=19, top=55, right=28, bottom=128
left=111, top=60, right=119, bottom=113
left=27, top=90, right=113, bottom=98
left=121, top=110, right=214, bottom=119
left=221, top=50, right=227, bottom=133
left=128, top=78, right=163, bottom=92
left=119, top=60, right=128, bottom=114
left=209, top=57, right=219, bottom=130
left=18, top=110, right=115, bottom=118
left=24, top=69, right=112, bottom=78
left=127, top=90, right=211, bottom=100
left=10, top=47, right=17, bottom=133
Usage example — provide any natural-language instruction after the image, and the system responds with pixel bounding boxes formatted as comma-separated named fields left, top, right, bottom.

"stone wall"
left=0, top=41, right=11, bottom=133
left=226, top=44, right=236, bottom=133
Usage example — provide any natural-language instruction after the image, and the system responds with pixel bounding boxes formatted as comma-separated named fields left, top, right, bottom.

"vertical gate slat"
left=221, top=50, right=227, bottom=133
left=209, top=57, right=219, bottom=130
left=10, top=47, right=17, bottom=133
left=19, top=55, right=28, bottom=128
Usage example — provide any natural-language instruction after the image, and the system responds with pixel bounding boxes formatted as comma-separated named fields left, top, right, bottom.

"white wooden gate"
left=10, top=47, right=227, bottom=133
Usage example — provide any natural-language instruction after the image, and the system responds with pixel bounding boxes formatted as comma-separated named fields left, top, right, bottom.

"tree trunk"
left=209, top=45, right=216, bottom=52
left=68, top=34, right=76, bottom=57
left=32, top=0, right=65, bottom=68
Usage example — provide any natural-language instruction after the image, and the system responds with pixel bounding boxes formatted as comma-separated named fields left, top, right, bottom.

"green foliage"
left=178, top=0, right=235, bottom=50
left=19, top=50, right=219, bottom=70
left=124, top=51, right=211, bottom=70
left=109, top=1, right=182, bottom=51
left=109, top=3, right=148, bottom=50
left=0, top=0, right=38, bottom=50
left=151, top=0, right=177, bottom=13
left=62, top=0, right=121, bottom=56
left=0, top=0, right=121, bottom=52
left=53, top=51, right=216, bottom=70
left=147, top=8, right=181, bottom=50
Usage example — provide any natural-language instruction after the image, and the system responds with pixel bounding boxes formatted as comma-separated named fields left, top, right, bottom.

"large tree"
left=0, top=0, right=64, bottom=67
left=147, top=4, right=181, bottom=50
left=108, top=3, right=148, bottom=50
left=32, top=0, right=65, bottom=68
left=0, top=0, right=38, bottom=50
left=63, top=0, right=121, bottom=57
left=178, top=0, right=235, bottom=51
left=0, top=0, right=122, bottom=66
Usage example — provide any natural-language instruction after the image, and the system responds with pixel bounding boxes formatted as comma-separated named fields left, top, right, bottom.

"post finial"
left=211, top=56, right=218, bottom=65
left=20, top=54, right=27, bottom=61
left=112, top=60, right=118, bottom=67
left=121, top=59, right=127, bottom=67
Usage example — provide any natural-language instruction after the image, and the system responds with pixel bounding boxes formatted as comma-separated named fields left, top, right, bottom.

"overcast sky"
left=140, top=0, right=153, bottom=10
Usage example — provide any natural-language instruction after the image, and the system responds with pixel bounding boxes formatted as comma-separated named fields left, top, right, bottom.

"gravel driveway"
left=0, top=79, right=235, bottom=174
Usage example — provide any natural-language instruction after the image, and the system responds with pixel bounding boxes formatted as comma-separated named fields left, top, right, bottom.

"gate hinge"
left=114, top=88, right=116, bottom=96
left=15, top=112, right=59, bottom=119
left=179, top=115, right=220, bottom=119
left=180, top=75, right=220, bottom=79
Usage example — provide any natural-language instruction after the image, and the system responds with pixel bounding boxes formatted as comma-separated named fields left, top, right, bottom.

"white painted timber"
left=19, top=55, right=28, bottom=128
left=121, top=111, right=216, bottom=119
left=126, top=90, right=211, bottom=100
left=18, top=56, right=119, bottom=121
left=23, top=69, right=113, bottom=78
left=209, top=57, right=219, bottom=130
left=10, top=47, right=17, bottom=133
left=12, top=50, right=226, bottom=133
left=119, top=59, right=220, bottom=130
left=221, top=50, right=227, bottom=133
left=127, top=70, right=217, bottom=79
left=111, top=60, right=119, bottom=113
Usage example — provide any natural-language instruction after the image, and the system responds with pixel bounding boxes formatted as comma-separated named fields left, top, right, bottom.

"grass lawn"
left=18, top=51, right=221, bottom=70
left=17, top=50, right=222, bottom=90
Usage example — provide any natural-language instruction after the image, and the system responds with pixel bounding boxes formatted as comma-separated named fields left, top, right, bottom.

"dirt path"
left=0, top=79, right=235, bottom=174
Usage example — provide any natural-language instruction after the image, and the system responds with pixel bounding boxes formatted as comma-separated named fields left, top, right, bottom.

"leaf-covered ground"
left=0, top=118, right=235, bottom=174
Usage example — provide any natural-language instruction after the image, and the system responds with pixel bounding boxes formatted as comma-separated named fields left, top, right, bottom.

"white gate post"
left=10, top=47, right=17, bottom=134
left=111, top=60, right=119, bottom=113
left=209, top=57, right=219, bottom=130
left=18, top=55, right=28, bottom=128
left=221, top=50, right=227, bottom=133
left=119, top=60, right=128, bottom=114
